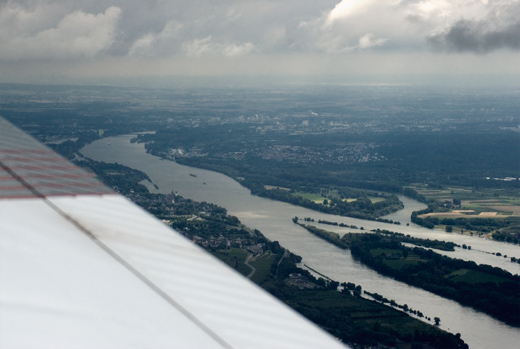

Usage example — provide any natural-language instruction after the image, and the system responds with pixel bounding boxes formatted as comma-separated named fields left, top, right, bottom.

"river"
left=81, top=135, right=520, bottom=349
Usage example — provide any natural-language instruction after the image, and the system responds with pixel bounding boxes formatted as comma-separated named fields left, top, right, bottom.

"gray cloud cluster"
left=0, top=0, right=337, bottom=60
left=428, top=1, right=520, bottom=53
left=3, top=0, right=519, bottom=61
left=0, top=0, right=519, bottom=81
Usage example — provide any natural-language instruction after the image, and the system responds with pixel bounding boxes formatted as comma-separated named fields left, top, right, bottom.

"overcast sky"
left=1, top=0, right=519, bottom=85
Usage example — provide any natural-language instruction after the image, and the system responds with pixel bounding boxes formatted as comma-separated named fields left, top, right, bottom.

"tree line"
left=347, top=233, right=520, bottom=326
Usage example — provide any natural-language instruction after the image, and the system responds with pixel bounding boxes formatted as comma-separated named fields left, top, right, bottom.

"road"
left=244, top=253, right=256, bottom=279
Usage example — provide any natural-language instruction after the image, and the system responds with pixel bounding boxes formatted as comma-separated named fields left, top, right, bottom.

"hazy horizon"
left=1, top=1, right=519, bottom=87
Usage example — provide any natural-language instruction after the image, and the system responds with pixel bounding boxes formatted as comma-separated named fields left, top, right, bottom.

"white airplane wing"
left=0, top=116, right=346, bottom=348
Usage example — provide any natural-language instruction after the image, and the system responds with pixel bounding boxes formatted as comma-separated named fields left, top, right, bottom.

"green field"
left=370, top=248, right=403, bottom=257
left=410, top=184, right=520, bottom=216
left=214, top=248, right=280, bottom=283
left=446, top=269, right=511, bottom=285
left=368, top=196, right=385, bottom=203
left=250, top=252, right=278, bottom=284
left=295, top=191, right=385, bottom=204
left=384, top=255, right=425, bottom=269
left=213, top=248, right=251, bottom=276
left=410, top=184, right=520, bottom=239
left=283, top=289, right=456, bottom=344
left=295, top=191, right=328, bottom=203
left=370, top=248, right=425, bottom=269
left=102, top=169, right=124, bottom=175
left=345, top=196, right=385, bottom=203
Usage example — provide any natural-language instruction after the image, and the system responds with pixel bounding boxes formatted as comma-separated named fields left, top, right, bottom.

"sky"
left=1, top=0, right=519, bottom=85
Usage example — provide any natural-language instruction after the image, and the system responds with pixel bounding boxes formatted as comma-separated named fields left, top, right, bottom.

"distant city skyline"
left=1, top=0, right=519, bottom=86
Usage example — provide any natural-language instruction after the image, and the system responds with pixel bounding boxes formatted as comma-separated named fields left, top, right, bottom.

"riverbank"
left=80, top=135, right=520, bottom=349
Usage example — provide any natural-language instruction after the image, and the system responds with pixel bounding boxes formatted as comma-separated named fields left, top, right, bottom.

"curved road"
left=244, top=253, right=256, bottom=279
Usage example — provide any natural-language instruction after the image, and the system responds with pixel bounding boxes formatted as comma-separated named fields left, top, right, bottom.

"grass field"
left=370, top=248, right=425, bottom=269
left=384, top=255, right=424, bottom=269
left=249, top=252, right=278, bottom=284
left=420, top=211, right=508, bottom=219
left=213, top=248, right=251, bottom=276
left=446, top=269, right=511, bottom=285
left=285, top=289, right=448, bottom=340
left=295, top=191, right=386, bottom=204
left=409, top=184, right=520, bottom=217
left=103, top=169, right=124, bottom=175
left=368, top=196, right=385, bottom=203
left=295, top=191, right=328, bottom=203
left=214, top=248, right=279, bottom=283
left=264, top=185, right=290, bottom=191
left=371, top=248, right=403, bottom=257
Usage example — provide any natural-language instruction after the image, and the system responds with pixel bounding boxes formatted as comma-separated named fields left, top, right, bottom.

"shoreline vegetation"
left=295, top=219, right=520, bottom=327
left=76, top=137, right=519, bottom=336
left=3, top=82, right=518, bottom=246
left=34, top=116, right=519, bottom=247
left=175, top=156, right=520, bottom=246
left=77, top=158, right=468, bottom=348
left=143, top=145, right=519, bottom=246
left=76, top=139, right=518, bottom=340
left=173, top=156, right=409, bottom=222
left=6, top=83, right=518, bottom=347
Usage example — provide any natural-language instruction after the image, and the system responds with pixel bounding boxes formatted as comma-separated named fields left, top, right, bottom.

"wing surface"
left=0, top=117, right=346, bottom=348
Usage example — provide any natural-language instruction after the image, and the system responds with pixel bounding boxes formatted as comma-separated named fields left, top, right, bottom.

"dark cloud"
left=428, top=19, right=520, bottom=53
left=428, top=2, right=520, bottom=53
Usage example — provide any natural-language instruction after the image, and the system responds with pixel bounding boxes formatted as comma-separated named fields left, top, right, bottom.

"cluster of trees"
left=296, top=223, right=348, bottom=249
left=144, top=126, right=519, bottom=246
left=402, top=187, right=428, bottom=203
left=50, top=133, right=100, bottom=159
left=139, top=124, right=519, bottom=245
left=373, top=132, right=520, bottom=188
left=315, top=219, right=363, bottom=229
left=493, top=230, right=520, bottom=244
left=147, top=125, right=520, bottom=243
left=348, top=233, right=520, bottom=326
left=411, top=202, right=520, bottom=244
left=143, top=123, right=520, bottom=191
left=363, top=291, right=426, bottom=319
left=370, top=229, right=457, bottom=251
left=436, top=217, right=516, bottom=230
left=262, top=188, right=403, bottom=220
left=268, top=287, right=467, bottom=348
left=411, top=201, right=448, bottom=229
left=341, top=282, right=363, bottom=297
left=4, top=92, right=157, bottom=152
left=169, top=150, right=408, bottom=195
left=298, top=222, right=459, bottom=254
left=77, top=159, right=151, bottom=194
left=296, top=222, right=519, bottom=326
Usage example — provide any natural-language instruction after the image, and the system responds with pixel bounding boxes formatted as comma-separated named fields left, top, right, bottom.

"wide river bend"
left=82, top=135, right=520, bottom=349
